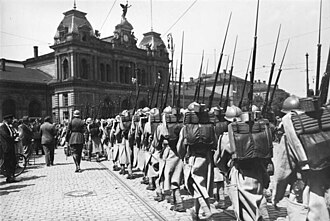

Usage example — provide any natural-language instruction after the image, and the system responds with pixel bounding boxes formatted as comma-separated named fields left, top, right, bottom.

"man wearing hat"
left=177, top=102, right=217, bottom=220
left=67, top=110, right=85, bottom=172
left=40, top=116, right=56, bottom=166
left=272, top=96, right=330, bottom=221
left=151, top=106, right=185, bottom=212
left=222, top=106, right=271, bottom=221
left=18, top=116, right=33, bottom=164
left=0, top=114, right=18, bottom=183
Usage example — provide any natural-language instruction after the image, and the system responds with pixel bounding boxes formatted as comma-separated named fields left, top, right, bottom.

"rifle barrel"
left=208, top=12, right=232, bottom=110
left=238, top=49, right=253, bottom=108
left=176, top=32, right=184, bottom=108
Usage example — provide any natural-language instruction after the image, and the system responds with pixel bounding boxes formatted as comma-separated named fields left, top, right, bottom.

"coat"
left=40, top=122, right=56, bottom=145
left=67, top=117, right=85, bottom=145
left=177, top=124, right=216, bottom=199
left=18, top=123, right=33, bottom=146
left=0, top=123, right=16, bottom=175
left=273, top=112, right=330, bottom=221
left=152, top=122, right=183, bottom=191
left=218, top=125, right=270, bottom=221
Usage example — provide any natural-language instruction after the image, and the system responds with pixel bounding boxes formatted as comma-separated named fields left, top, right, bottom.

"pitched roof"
left=0, top=66, right=53, bottom=84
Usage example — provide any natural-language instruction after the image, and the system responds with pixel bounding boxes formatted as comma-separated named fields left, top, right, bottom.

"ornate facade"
left=1, top=5, right=169, bottom=121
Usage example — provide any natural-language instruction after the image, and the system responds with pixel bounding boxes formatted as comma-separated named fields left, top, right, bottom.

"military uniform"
left=273, top=106, right=330, bottom=221
left=177, top=104, right=216, bottom=219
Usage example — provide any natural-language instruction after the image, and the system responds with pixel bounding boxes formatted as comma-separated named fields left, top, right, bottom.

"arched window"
left=29, top=100, right=41, bottom=117
left=81, top=59, right=89, bottom=79
left=106, top=64, right=111, bottom=82
left=2, top=99, right=16, bottom=118
left=62, top=59, right=69, bottom=80
left=100, top=63, right=105, bottom=81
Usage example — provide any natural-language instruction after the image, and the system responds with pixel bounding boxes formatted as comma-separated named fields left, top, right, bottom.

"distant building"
left=1, top=5, right=169, bottom=121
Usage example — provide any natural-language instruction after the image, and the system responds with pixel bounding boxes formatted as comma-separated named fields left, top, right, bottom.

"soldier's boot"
left=119, top=165, right=125, bottom=175
left=198, top=197, right=213, bottom=220
left=146, top=178, right=156, bottom=191
left=170, top=188, right=186, bottom=212
left=140, top=176, right=149, bottom=185
left=154, top=192, right=165, bottom=202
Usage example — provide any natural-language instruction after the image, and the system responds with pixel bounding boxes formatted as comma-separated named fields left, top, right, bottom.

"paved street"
left=1, top=147, right=287, bottom=221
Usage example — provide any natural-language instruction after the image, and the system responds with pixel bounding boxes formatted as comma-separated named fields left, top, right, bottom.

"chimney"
left=1, top=59, right=5, bottom=71
left=258, top=79, right=261, bottom=83
left=263, top=80, right=266, bottom=84
left=33, top=46, right=38, bottom=58
left=190, top=77, right=194, bottom=83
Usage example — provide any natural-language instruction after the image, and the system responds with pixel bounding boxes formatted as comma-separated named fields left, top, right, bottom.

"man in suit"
left=0, top=114, right=18, bottom=183
left=40, top=116, right=56, bottom=166
left=19, top=116, right=33, bottom=163
left=67, top=110, right=86, bottom=172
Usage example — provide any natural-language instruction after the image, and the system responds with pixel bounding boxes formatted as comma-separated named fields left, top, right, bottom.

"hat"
left=224, top=105, right=242, bottom=122
left=142, top=107, right=150, bottom=113
left=3, top=114, right=14, bottom=120
left=86, top=118, right=92, bottom=124
left=73, top=110, right=80, bottom=117
left=163, top=106, right=172, bottom=114
left=44, top=116, right=51, bottom=122
left=281, top=95, right=303, bottom=114
left=22, top=116, right=29, bottom=122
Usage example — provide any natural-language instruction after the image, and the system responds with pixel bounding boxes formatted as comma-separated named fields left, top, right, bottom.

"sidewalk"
left=0, top=147, right=288, bottom=221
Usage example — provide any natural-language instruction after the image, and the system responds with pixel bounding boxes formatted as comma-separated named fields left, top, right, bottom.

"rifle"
left=202, top=59, right=209, bottom=104
left=261, top=24, right=281, bottom=117
left=155, top=73, right=162, bottom=108
left=176, top=32, right=184, bottom=108
left=160, top=84, right=165, bottom=109
left=149, top=80, right=157, bottom=107
left=238, top=49, right=252, bottom=109
left=224, top=36, right=238, bottom=111
left=306, top=53, right=310, bottom=97
left=173, top=60, right=178, bottom=107
left=163, top=70, right=172, bottom=110
left=315, top=0, right=322, bottom=95
left=248, top=0, right=260, bottom=130
left=219, top=55, right=230, bottom=108
left=132, top=84, right=141, bottom=115
left=208, top=12, right=232, bottom=110
left=196, top=50, right=205, bottom=102
left=319, top=46, right=330, bottom=105
left=269, top=39, right=290, bottom=108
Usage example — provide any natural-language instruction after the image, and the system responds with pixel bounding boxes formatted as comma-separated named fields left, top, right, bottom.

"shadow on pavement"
left=0, top=183, right=35, bottom=196
left=80, top=168, right=108, bottom=171
left=52, top=162, right=73, bottom=166
left=20, top=175, right=46, bottom=182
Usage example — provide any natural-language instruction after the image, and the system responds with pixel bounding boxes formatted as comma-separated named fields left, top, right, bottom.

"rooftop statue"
left=120, top=2, right=131, bottom=19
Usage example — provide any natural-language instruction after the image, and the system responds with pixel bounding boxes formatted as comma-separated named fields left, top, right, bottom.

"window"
left=120, top=67, right=124, bottom=83
left=62, top=93, right=68, bottom=107
left=62, top=59, right=69, bottom=80
left=106, top=64, right=111, bottom=82
left=125, top=67, right=130, bottom=84
left=141, top=69, right=146, bottom=85
left=81, top=59, right=88, bottom=79
left=100, top=63, right=105, bottom=81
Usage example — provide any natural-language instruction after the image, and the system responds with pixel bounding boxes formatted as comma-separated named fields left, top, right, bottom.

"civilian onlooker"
left=40, top=116, right=56, bottom=166
left=19, top=116, right=33, bottom=164
left=0, top=114, right=18, bottom=183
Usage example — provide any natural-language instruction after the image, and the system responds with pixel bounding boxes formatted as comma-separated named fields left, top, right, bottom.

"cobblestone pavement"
left=0, top=147, right=288, bottom=221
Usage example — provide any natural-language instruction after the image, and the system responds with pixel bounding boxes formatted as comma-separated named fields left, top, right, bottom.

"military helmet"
left=281, top=95, right=301, bottom=113
left=224, top=105, right=242, bottom=122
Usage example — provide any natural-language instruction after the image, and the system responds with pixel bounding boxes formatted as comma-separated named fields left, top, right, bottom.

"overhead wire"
left=100, top=0, right=118, bottom=32
left=163, top=0, right=198, bottom=36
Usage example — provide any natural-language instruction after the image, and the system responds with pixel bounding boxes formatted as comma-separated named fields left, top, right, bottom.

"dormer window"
left=82, top=33, right=87, bottom=41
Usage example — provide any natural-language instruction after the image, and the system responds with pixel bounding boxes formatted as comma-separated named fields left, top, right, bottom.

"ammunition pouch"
left=228, top=119, right=273, bottom=160
left=291, top=107, right=330, bottom=170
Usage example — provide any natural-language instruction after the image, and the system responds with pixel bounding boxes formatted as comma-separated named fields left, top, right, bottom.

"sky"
left=1, top=0, right=330, bottom=97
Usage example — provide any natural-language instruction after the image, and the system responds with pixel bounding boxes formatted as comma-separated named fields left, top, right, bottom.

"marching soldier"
left=218, top=105, right=271, bottom=221
left=109, top=116, right=121, bottom=171
left=272, top=96, right=330, bottom=220
left=151, top=106, right=185, bottom=212
left=177, top=102, right=217, bottom=220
